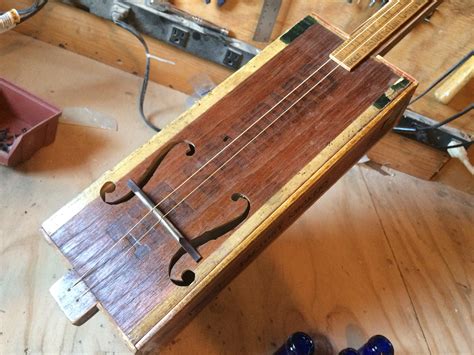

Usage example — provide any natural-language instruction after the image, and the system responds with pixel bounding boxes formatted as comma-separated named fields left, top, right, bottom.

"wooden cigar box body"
left=42, top=14, right=416, bottom=353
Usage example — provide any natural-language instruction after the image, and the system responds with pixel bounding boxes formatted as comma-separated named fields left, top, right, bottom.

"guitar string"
left=75, top=63, right=339, bottom=300
left=72, top=3, right=409, bottom=295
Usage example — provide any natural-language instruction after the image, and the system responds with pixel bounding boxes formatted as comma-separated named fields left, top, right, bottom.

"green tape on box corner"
left=280, top=16, right=317, bottom=44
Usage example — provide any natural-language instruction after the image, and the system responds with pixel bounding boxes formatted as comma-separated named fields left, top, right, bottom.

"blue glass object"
left=339, top=335, right=394, bottom=355
left=274, top=332, right=315, bottom=355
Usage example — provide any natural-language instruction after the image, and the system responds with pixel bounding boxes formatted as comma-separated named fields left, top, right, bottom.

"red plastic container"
left=0, top=78, right=61, bottom=166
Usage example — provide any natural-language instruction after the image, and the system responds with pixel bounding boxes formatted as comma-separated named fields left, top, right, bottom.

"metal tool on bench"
left=253, top=0, right=282, bottom=42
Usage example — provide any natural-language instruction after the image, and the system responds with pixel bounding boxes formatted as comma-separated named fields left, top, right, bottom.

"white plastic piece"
left=358, top=154, right=370, bottom=164
left=447, top=140, right=474, bottom=175
left=146, top=53, right=176, bottom=65
left=60, top=107, right=118, bottom=131
left=186, top=73, right=216, bottom=107
left=0, top=9, right=20, bottom=34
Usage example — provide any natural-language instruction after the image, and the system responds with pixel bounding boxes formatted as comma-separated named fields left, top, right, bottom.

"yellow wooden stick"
left=434, top=56, right=474, bottom=104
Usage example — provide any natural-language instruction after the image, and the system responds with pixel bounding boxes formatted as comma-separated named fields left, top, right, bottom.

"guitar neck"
left=330, top=0, right=438, bottom=71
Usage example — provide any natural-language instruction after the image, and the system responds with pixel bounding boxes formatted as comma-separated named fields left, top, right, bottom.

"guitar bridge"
left=127, top=179, right=202, bottom=262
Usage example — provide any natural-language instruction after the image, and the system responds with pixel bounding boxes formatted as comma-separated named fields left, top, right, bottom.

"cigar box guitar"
left=42, top=0, right=441, bottom=352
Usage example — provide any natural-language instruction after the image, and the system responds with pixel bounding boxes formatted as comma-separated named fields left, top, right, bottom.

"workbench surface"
left=0, top=32, right=472, bottom=354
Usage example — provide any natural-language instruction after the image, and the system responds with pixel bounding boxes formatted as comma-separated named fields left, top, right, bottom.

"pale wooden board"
left=435, top=147, right=474, bottom=194
left=360, top=166, right=474, bottom=354
left=368, top=131, right=450, bottom=180
left=1, top=31, right=471, bottom=354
